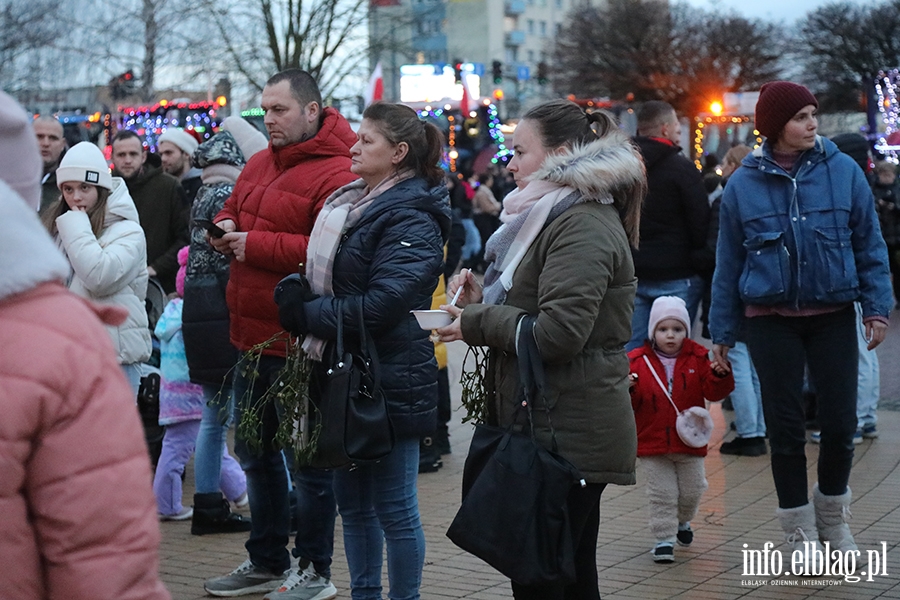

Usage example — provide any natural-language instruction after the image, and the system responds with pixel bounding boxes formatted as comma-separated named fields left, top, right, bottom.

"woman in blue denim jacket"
left=709, top=82, right=892, bottom=565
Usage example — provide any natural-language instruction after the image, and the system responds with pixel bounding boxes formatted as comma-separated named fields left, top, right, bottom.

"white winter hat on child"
left=56, top=142, right=112, bottom=190
left=158, top=127, right=199, bottom=156
left=648, top=296, right=691, bottom=340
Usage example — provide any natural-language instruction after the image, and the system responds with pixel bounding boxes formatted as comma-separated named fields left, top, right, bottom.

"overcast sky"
left=683, top=0, right=865, bottom=23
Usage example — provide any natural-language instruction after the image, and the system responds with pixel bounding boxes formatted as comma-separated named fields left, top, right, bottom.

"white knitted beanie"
left=56, top=142, right=113, bottom=190
left=158, top=127, right=199, bottom=155
left=648, top=296, right=691, bottom=340
left=221, top=116, right=269, bottom=159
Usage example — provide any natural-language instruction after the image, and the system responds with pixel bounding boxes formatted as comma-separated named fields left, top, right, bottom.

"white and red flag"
left=364, top=61, right=384, bottom=107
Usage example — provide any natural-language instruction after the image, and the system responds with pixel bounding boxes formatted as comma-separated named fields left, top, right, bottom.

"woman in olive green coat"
left=438, top=99, right=646, bottom=599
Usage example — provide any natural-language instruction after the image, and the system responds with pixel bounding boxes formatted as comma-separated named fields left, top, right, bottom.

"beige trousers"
left=641, top=454, right=708, bottom=543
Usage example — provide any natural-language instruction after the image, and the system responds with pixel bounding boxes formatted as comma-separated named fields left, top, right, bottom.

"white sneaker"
left=264, top=564, right=337, bottom=600
left=234, top=492, right=250, bottom=508
left=159, top=507, right=193, bottom=521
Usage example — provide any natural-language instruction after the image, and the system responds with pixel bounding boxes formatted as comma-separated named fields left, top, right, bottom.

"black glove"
left=274, top=274, right=320, bottom=336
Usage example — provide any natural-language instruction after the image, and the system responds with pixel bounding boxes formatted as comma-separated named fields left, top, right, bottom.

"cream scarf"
left=302, top=170, right=414, bottom=359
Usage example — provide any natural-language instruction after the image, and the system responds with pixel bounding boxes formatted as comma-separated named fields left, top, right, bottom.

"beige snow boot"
left=813, top=483, right=858, bottom=552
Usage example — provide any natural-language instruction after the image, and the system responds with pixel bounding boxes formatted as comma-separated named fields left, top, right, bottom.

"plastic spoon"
left=449, top=277, right=464, bottom=307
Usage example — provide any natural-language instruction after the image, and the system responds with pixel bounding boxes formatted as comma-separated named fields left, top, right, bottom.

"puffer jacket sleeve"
left=1, top=285, right=170, bottom=600
left=694, top=345, right=735, bottom=402
left=56, top=211, right=148, bottom=299
left=305, top=208, right=445, bottom=339
left=243, top=198, right=321, bottom=275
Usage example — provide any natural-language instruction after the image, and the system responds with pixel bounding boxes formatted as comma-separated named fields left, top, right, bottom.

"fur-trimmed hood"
left=529, top=131, right=647, bottom=206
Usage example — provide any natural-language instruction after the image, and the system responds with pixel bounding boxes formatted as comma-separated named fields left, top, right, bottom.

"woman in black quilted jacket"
left=276, top=102, right=451, bottom=600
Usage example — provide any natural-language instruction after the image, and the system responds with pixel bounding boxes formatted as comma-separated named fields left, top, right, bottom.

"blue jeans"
left=333, top=437, right=425, bottom=600
left=460, top=218, right=482, bottom=261
left=746, top=307, right=858, bottom=508
left=855, top=302, right=879, bottom=428
left=729, top=342, right=765, bottom=438
left=121, top=362, right=143, bottom=397
left=233, top=354, right=336, bottom=575
left=627, top=276, right=704, bottom=351
left=194, top=384, right=246, bottom=500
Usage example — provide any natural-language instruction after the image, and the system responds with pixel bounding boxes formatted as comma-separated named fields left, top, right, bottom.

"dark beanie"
left=755, top=81, right=818, bottom=141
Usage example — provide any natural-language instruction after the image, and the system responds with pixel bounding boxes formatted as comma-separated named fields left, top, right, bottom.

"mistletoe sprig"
left=459, top=345, right=490, bottom=424
left=235, top=332, right=321, bottom=466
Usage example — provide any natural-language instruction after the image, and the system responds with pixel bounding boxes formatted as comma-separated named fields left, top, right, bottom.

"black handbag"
left=446, top=316, right=585, bottom=585
left=307, top=297, right=395, bottom=469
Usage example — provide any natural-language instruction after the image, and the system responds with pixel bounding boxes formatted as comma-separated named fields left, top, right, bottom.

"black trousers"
left=511, top=482, right=607, bottom=600
left=746, top=306, right=858, bottom=508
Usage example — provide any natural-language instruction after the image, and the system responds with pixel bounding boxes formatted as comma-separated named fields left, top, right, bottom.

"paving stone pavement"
left=159, top=319, right=900, bottom=599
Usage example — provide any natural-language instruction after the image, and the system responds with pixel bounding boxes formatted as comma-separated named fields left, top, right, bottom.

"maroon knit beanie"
left=754, top=81, right=818, bottom=141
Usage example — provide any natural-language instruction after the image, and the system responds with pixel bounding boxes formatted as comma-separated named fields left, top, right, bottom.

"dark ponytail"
left=362, top=102, right=445, bottom=187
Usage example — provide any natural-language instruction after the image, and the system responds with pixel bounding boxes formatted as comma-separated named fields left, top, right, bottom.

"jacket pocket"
left=740, top=232, right=790, bottom=302
left=812, top=227, right=858, bottom=297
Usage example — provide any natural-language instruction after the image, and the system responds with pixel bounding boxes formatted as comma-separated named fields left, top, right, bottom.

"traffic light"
left=537, top=62, right=548, bottom=86
left=453, top=60, right=463, bottom=83
left=492, top=60, right=503, bottom=84
left=109, top=69, right=136, bottom=100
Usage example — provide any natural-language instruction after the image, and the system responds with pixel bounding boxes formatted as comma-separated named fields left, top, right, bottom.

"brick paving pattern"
left=159, top=323, right=900, bottom=599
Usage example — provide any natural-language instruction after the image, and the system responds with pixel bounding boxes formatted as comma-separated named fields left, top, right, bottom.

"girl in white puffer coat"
left=43, top=141, right=151, bottom=392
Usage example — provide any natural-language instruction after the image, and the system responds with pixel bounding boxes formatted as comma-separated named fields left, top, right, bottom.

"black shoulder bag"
left=446, top=316, right=585, bottom=585
left=308, top=297, right=395, bottom=469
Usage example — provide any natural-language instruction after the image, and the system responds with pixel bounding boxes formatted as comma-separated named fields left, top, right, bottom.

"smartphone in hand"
left=194, top=219, right=227, bottom=239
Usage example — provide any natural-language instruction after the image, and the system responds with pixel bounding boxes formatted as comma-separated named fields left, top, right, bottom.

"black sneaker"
left=676, top=525, right=693, bottom=547
left=652, top=543, right=675, bottom=563
left=719, top=436, right=767, bottom=456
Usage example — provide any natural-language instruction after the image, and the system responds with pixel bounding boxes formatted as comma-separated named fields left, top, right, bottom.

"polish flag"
left=459, top=74, right=471, bottom=115
left=364, top=62, right=384, bottom=107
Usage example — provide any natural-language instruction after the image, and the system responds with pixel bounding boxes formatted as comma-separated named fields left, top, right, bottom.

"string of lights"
left=116, top=98, right=224, bottom=152
left=874, top=69, right=900, bottom=161
left=692, top=115, right=758, bottom=170
left=417, top=102, right=510, bottom=174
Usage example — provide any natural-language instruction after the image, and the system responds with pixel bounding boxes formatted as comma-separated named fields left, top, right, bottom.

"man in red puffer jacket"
left=205, top=69, right=357, bottom=599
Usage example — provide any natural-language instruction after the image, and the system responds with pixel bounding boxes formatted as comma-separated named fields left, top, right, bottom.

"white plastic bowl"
left=411, top=309, right=452, bottom=330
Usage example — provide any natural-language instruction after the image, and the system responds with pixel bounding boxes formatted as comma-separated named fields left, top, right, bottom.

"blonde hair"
left=874, top=160, right=896, bottom=175
left=723, top=145, right=752, bottom=168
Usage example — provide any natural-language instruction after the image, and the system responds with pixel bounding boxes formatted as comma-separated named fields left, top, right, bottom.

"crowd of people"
left=1, top=73, right=894, bottom=600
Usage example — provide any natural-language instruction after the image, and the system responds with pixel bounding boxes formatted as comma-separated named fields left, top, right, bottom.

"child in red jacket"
left=629, top=296, right=734, bottom=563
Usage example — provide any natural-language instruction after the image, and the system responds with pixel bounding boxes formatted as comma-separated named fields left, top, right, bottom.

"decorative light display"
left=487, top=102, right=512, bottom=163
left=447, top=113, right=457, bottom=173
left=117, top=98, right=224, bottom=152
left=874, top=69, right=900, bottom=162
left=692, top=115, right=755, bottom=170
left=417, top=102, right=510, bottom=173
left=417, top=105, right=455, bottom=173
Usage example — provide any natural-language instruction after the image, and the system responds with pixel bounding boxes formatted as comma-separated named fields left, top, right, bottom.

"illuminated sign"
left=400, top=63, right=481, bottom=104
